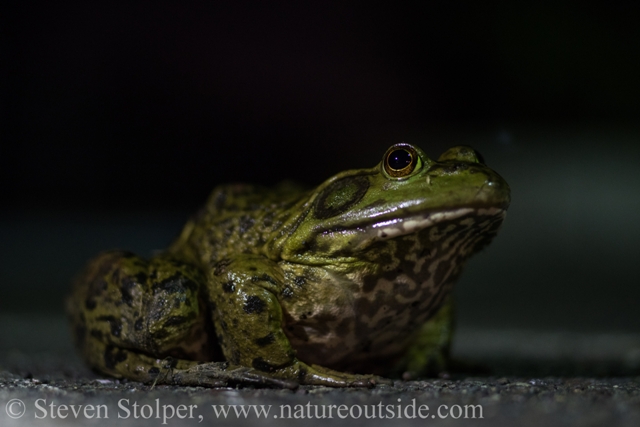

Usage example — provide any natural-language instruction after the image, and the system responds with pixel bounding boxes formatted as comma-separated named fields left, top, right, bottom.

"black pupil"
left=388, top=149, right=412, bottom=170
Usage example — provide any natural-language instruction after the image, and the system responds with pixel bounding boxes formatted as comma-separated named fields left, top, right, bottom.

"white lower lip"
left=372, top=207, right=504, bottom=240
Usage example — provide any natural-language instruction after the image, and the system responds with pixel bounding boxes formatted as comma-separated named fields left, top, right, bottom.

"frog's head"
left=273, top=143, right=510, bottom=266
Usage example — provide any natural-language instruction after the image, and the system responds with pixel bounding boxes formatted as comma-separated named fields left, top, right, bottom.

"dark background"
left=2, top=2, right=639, bottom=333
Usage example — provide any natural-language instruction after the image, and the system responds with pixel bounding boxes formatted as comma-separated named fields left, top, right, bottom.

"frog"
left=67, top=142, right=510, bottom=388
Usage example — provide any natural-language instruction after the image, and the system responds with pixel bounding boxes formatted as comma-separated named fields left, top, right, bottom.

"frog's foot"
left=83, top=339, right=299, bottom=389
left=274, top=360, right=392, bottom=388
left=167, top=362, right=298, bottom=389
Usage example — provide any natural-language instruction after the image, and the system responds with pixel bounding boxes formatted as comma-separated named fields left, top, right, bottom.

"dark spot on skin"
left=120, top=278, right=136, bottom=306
left=281, top=287, right=293, bottom=298
left=213, top=259, right=231, bottom=276
left=90, top=330, right=103, bottom=339
left=314, top=175, right=370, bottom=220
left=135, top=272, right=147, bottom=284
left=300, top=314, right=307, bottom=320
left=248, top=266, right=257, bottom=271
left=164, top=316, right=187, bottom=327
left=85, top=298, right=97, bottom=310
left=104, top=345, right=127, bottom=369
left=243, top=296, right=266, bottom=314
left=173, top=299, right=182, bottom=309
left=134, top=318, right=144, bottom=331
left=294, top=276, right=306, bottom=287
left=255, top=333, right=276, bottom=347
left=97, top=315, right=122, bottom=337
left=88, top=278, right=108, bottom=298
left=222, top=281, right=235, bottom=293
left=362, top=276, right=380, bottom=294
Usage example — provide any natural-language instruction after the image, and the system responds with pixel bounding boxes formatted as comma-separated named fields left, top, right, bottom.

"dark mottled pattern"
left=104, top=345, right=127, bottom=370
left=96, top=315, right=122, bottom=337
left=255, top=333, right=276, bottom=346
left=243, top=296, right=266, bottom=314
left=120, top=277, right=136, bottom=306
left=222, top=281, right=235, bottom=293
left=152, top=274, right=197, bottom=294
left=288, top=210, right=506, bottom=372
left=213, top=258, right=231, bottom=276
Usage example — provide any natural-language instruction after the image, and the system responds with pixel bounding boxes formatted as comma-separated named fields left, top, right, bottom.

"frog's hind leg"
left=68, top=250, right=296, bottom=388
left=67, top=251, right=209, bottom=378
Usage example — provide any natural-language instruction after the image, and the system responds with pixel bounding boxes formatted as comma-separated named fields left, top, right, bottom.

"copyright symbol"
left=6, top=399, right=26, bottom=419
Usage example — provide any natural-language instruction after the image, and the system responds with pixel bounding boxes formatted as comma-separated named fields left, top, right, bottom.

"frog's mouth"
left=284, top=205, right=506, bottom=263
left=368, top=206, right=505, bottom=241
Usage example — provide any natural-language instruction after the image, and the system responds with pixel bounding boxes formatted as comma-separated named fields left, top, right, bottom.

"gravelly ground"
left=2, top=316, right=640, bottom=426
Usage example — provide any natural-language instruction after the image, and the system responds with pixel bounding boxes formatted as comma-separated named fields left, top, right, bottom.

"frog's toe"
left=299, top=363, right=390, bottom=388
left=227, top=366, right=299, bottom=389
left=343, top=373, right=393, bottom=388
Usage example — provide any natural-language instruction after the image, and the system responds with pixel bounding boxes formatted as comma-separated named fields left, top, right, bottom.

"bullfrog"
left=67, top=143, right=509, bottom=388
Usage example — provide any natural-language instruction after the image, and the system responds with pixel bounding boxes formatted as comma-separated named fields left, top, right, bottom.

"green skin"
left=67, top=143, right=510, bottom=388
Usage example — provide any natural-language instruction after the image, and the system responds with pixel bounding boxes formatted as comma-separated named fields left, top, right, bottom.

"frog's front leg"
left=210, top=254, right=388, bottom=387
left=392, top=295, right=454, bottom=379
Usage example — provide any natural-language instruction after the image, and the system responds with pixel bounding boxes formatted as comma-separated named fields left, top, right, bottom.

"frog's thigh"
left=209, top=256, right=295, bottom=372
left=393, top=295, right=454, bottom=378
left=69, top=251, right=210, bottom=380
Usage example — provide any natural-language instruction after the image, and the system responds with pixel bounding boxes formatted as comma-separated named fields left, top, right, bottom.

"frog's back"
left=168, top=182, right=309, bottom=267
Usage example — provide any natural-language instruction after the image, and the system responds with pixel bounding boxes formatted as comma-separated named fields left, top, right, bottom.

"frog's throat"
left=366, top=206, right=506, bottom=242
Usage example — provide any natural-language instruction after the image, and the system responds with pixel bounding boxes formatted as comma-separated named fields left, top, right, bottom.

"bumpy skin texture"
left=67, top=143, right=510, bottom=388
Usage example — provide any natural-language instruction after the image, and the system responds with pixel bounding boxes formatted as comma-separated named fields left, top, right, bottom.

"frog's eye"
left=383, top=144, right=421, bottom=178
